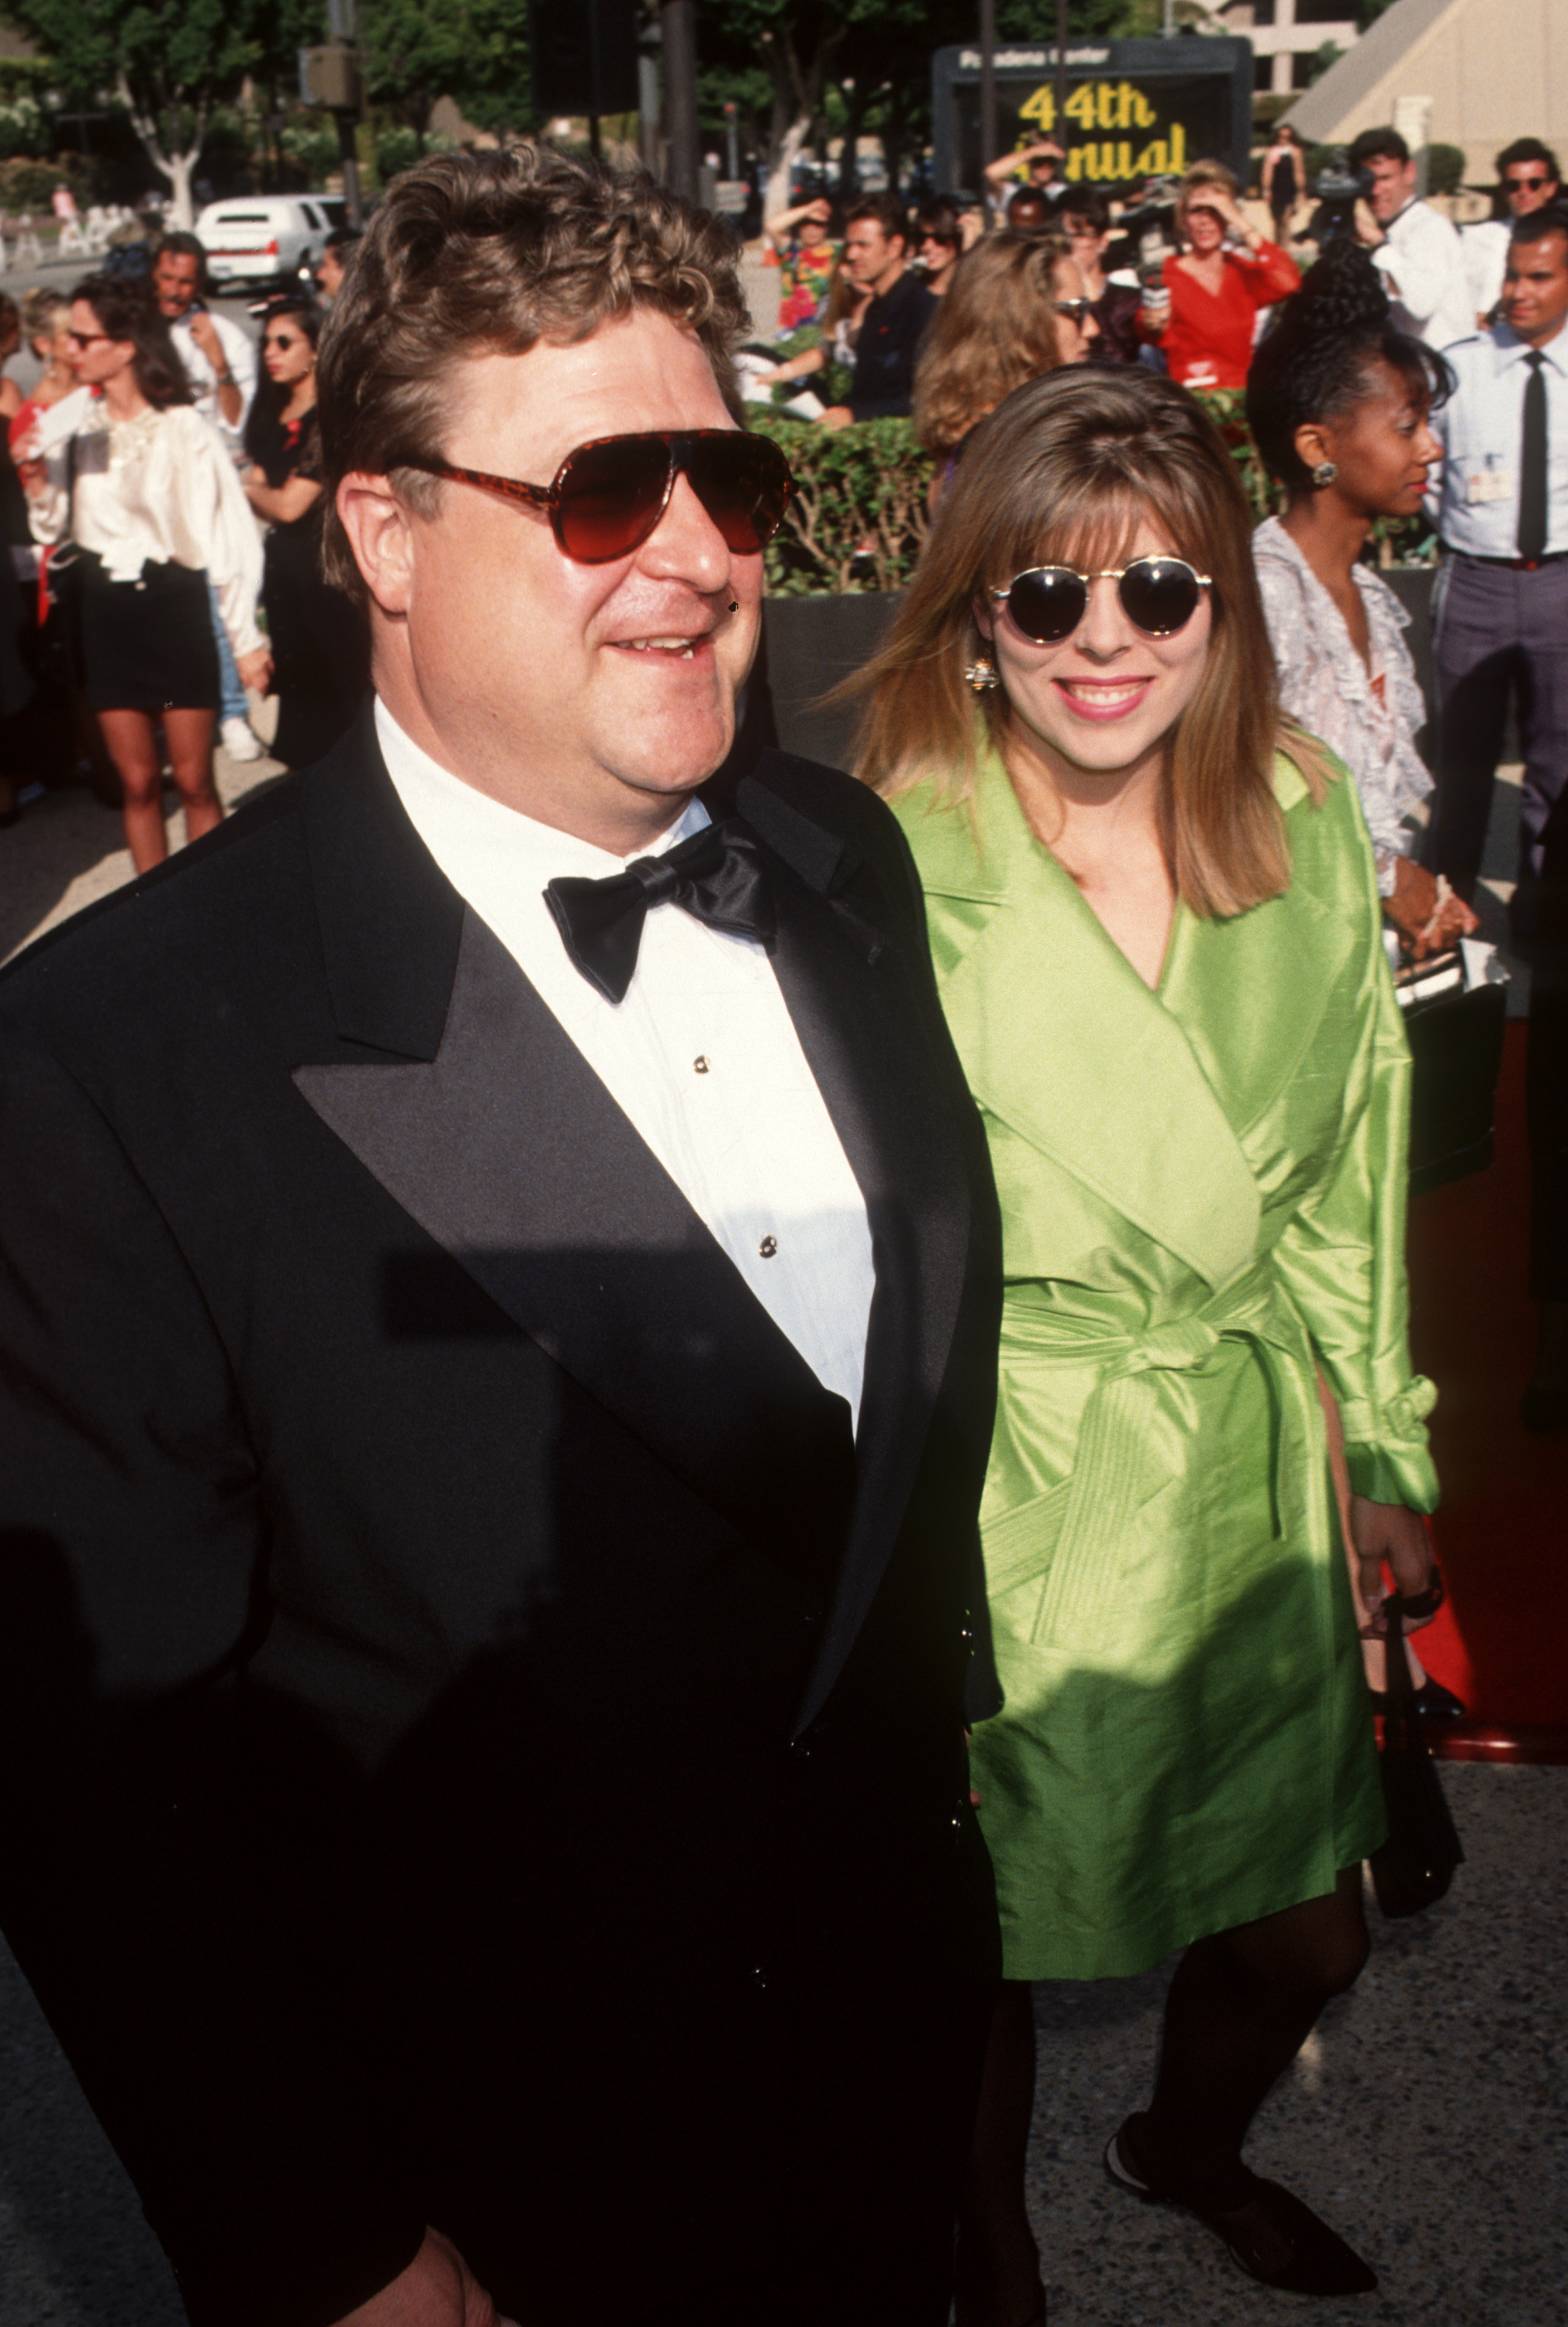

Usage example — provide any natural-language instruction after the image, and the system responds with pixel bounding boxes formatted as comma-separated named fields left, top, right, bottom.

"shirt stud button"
left=692, top=1055, right=710, bottom=1074
left=759, top=1234, right=778, bottom=1259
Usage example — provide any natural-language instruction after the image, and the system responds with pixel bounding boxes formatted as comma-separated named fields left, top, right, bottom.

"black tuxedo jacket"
left=0, top=717, right=1002, bottom=2327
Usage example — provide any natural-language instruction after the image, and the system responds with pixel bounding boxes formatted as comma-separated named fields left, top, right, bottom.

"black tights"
left=955, top=1867, right=1369, bottom=2327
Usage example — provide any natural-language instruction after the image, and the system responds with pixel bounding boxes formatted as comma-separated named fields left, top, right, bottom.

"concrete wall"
left=1288, top=0, right=1567, bottom=175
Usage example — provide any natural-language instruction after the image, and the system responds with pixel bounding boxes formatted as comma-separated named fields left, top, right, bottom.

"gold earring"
left=965, top=655, right=1000, bottom=693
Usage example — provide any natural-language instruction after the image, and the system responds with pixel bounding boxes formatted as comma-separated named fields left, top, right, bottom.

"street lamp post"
left=661, top=0, right=699, bottom=202
left=1055, top=0, right=1069, bottom=150
left=979, top=0, right=996, bottom=177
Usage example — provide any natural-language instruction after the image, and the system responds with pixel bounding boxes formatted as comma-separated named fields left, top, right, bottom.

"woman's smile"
left=1052, top=674, right=1155, bottom=720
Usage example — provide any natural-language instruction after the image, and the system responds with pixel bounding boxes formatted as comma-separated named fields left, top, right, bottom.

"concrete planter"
left=754, top=591, right=903, bottom=773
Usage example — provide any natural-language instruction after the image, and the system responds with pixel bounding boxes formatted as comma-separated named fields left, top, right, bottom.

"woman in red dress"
left=1142, top=164, right=1300, bottom=392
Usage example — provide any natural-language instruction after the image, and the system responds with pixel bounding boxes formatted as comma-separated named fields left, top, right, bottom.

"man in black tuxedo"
left=0, top=150, right=1002, bottom=2327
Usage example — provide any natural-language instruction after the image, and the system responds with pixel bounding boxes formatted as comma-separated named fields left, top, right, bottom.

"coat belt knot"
left=981, top=1265, right=1315, bottom=1642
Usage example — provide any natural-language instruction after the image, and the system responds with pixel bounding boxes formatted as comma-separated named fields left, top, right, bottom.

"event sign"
left=931, top=37, right=1254, bottom=195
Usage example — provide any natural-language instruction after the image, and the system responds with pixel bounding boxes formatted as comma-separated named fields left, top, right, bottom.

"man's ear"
left=336, top=474, right=418, bottom=616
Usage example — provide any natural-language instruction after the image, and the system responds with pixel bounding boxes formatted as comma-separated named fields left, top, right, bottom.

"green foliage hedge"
left=751, top=387, right=1429, bottom=596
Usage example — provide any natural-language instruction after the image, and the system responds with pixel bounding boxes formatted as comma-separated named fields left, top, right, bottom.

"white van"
left=195, top=195, right=347, bottom=290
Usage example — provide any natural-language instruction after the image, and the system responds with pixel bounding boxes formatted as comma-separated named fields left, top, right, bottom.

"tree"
left=698, top=0, right=975, bottom=214
left=696, top=2, right=1158, bottom=213
left=10, top=0, right=261, bottom=223
left=361, top=0, right=530, bottom=147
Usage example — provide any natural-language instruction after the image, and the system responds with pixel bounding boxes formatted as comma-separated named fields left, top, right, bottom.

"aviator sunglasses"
left=989, top=556, right=1212, bottom=644
left=399, top=429, right=794, bottom=565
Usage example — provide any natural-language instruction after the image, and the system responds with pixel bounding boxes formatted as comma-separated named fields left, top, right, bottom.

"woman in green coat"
left=854, top=369, right=1441, bottom=2321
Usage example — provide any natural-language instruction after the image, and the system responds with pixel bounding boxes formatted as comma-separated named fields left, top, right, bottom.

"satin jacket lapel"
left=914, top=752, right=1262, bottom=1291
left=737, top=761, right=975, bottom=1727
left=295, top=733, right=853, bottom=1597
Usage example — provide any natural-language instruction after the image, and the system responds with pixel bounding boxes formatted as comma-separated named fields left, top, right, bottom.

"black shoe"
left=1369, top=1675, right=1467, bottom=1722
left=1106, top=2114, right=1377, bottom=2296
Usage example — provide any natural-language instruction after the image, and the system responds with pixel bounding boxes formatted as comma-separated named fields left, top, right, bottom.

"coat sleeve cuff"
left=1338, top=1378, right=1439, bottom=1512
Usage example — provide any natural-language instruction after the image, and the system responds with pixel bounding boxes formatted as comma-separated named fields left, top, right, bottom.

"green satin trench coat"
left=893, top=747, right=1439, bottom=1982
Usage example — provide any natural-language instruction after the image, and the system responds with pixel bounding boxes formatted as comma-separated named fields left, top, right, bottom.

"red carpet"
left=1405, top=1022, right=1568, bottom=1761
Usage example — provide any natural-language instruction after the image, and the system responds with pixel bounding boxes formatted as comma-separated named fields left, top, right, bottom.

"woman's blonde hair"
left=20, top=286, right=67, bottom=349
left=853, top=367, right=1334, bottom=920
left=1176, top=160, right=1240, bottom=247
left=912, top=231, right=1072, bottom=457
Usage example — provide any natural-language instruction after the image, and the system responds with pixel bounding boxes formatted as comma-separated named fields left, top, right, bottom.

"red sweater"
left=1159, top=244, right=1300, bottom=391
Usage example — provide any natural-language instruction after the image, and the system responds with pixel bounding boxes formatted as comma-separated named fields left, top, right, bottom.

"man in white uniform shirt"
left=1350, top=126, right=1471, bottom=352
left=0, top=149, right=1003, bottom=2327
left=1426, top=203, right=1568, bottom=1432
left=153, top=233, right=267, bottom=760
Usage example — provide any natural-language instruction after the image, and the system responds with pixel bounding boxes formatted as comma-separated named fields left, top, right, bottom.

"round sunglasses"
left=399, top=429, right=794, bottom=565
left=989, top=556, right=1212, bottom=644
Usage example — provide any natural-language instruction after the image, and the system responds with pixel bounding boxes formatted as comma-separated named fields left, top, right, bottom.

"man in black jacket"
left=820, top=193, right=938, bottom=429
left=0, top=149, right=1001, bottom=2327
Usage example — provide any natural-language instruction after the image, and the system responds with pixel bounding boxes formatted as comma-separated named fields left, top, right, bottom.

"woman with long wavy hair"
left=914, top=232, right=1098, bottom=506
left=18, top=271, right=269, bottom=870
left=854, top=367, right=1441, bottom=2322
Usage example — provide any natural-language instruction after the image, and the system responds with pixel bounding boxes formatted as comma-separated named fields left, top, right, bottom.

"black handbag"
left=1397, top=953, right=1508, bottom=1198
left=1368, top=1594, right=1464, bottom=1918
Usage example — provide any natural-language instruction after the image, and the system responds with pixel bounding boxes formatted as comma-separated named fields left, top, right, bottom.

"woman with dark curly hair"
left=18, top=271, right=270, bottom=870
left=1247, top=242, right=1477, bottom=961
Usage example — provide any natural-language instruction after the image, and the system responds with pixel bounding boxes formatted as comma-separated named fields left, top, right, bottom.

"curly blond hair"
left=19, top=287, right=68, bottom=349
left=912, top=232, right=1072, bottom=458
left=316, top=146, right=750, bottom=596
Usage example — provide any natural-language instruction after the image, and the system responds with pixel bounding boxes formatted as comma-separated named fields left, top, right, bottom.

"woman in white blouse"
left=19, top=273, right=271, bottom=872
left=1245, top=244, right=1476, bottom=959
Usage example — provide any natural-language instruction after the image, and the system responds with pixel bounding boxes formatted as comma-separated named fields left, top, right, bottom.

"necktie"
left=545, top=820, right=775, bottom=1004
left=1518, top=349, right=1548, bottom=565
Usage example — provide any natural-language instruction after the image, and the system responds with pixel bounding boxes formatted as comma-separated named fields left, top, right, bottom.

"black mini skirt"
left=76, top=550, right=221, bottom=713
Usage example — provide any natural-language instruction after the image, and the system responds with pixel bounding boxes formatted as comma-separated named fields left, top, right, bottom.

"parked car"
left=195, top=195, right=347, bottom=290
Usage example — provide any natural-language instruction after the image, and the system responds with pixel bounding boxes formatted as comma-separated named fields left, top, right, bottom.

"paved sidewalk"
left=1, top=706, right=282, bottom=966
left=1, top=1763, right=1562, bottom=2323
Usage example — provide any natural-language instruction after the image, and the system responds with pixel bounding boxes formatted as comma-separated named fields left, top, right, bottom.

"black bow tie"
left=544, top=819, right=776, bottom=1004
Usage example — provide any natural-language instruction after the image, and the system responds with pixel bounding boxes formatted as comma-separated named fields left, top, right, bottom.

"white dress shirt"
left=1371, top=197, right=1472, bottom=351
left=1427, top=319, right=1568, bottom=558
left=375, top=700, right=876, bottom=1425
left=168, top=307, right=257, bottom=452
left=26, top=397, right=265, bottom=659
left=1460, top=217, right=1511, bottom=325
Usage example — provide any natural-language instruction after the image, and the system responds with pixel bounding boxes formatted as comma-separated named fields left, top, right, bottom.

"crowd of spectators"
left=0, top=232, right=368, bottom=866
